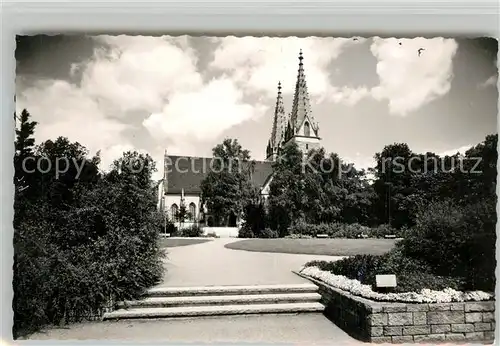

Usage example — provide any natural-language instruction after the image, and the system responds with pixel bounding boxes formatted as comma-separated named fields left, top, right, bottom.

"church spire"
left=267, top=81, right=286, bottom=160
left=289, top=50, right=318, bottom=136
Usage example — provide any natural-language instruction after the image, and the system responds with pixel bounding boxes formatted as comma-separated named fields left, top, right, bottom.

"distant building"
left=157, top=50, right=321, bottom=230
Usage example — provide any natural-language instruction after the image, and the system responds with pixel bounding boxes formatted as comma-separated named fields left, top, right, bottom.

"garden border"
left=294, top=271, right=496, bottom=344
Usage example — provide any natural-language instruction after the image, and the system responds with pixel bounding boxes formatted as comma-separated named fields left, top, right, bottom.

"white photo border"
left=2, top=0, right=499, bottom=344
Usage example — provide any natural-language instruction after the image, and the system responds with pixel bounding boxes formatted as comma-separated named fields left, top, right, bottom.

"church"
left=156, top=50, right=321, bottom=233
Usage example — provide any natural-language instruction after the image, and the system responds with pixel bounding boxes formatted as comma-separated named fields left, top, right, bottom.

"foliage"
left=13, top=109, right=164, bottom=338
left=200, top=138, right=258, bottom=227
left=259, top=228, right=279, bottom=239
left=242, top=201, right=268, bottom=236
left=238, top=226, right=255, bottom=238
left=267, top=142, right=307, bottom=235
left=268, top=144, right=377, bottom=234
left=288, top=222, right=399, bottom=239
left=305, top=247, right=464, bottom=294
left=284, top=233, right=313, bottom=239
left=370, top=135, right=497, bottom=229
left=400, top=198, right=496, bottom=291
left=179, top=224, right=203, bottom=237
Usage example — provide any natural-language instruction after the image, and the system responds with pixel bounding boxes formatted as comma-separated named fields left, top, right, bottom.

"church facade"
left=156, top=50, right=321, bottom=231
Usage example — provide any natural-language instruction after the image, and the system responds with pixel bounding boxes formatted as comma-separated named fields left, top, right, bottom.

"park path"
left=158, top=238, right=345, bottom=287
left=27, top=238, right=359, bottom=343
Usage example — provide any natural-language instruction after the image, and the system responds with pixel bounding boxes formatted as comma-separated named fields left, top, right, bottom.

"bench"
left=160, top=233, right=171, bottom=238
left=384, top=234, right=396, bottom=239
left=316, top=234, right=329, bottom=238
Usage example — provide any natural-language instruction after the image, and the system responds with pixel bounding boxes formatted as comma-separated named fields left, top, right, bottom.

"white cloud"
left=79, top=35, right=203, bottom=113
left=17, top=79, right=130, bottom=165
left=210, top=36, right=368, bottom=104
left=478, top=74, right=498, bottom=89
left=438, top=144, right=472, bottom=157
left=370, top=37, right=458, bottom=116
left=18, top=35, right=271, bottom=173
left=143, top=77, right=268, bottom=142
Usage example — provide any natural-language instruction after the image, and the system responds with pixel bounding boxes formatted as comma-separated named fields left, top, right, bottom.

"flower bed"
left=300, top=266, right=493, bottom=304
left=296, top=267, right=495, bottom=343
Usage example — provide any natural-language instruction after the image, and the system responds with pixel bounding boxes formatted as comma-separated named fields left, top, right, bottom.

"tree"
left=267, top=142, right=305, bottom=235
left=13, top=115, right=164, bottom=336
left=200, top=139, right=256, bottom=227
left=14, top=109, right=38, bottom=194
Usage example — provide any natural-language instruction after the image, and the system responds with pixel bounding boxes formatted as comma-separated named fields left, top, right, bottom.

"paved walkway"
left=159, top=238, right=345, bottom=287
left=27, top=238, right=353, bottom=342
left=27, top=313, right=363, bottom=343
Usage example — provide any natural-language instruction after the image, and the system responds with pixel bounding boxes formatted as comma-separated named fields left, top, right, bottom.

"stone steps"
left=117, top=292, right=322, bottom=308
left=103, top=302, right=325, bottom=320
left=104, top=283, right=325, bottom=320
left=145, top=283, right=319, bottom=297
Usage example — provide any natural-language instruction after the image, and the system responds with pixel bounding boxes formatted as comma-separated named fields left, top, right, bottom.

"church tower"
left=282, top=50, right=320, bottom=154
left=266, top=81, right=287, bottom=161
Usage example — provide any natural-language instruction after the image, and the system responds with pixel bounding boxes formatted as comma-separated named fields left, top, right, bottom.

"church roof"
left=164, top=155, right=274, bottom=194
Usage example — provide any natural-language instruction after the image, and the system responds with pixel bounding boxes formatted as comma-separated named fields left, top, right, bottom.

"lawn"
left=160, top=238, right=212, bottom=248
left=224, top=238, right=398, bottom=256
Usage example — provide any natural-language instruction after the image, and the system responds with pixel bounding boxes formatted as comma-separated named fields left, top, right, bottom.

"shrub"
left=13, top=151, right=164, bottom=338
left=238, top=226, right=254, bottom=238
left=285, top=234, right=313, bottom=239
left=288, top=222, right=372, bottom=238
left=180, top=224, right=203, bottom=237
left=259, top=228, right=279, bottom=239
left=400, top=198, right=496, bottom=292
left=304, top=247, right=464, bottom=293
left=368, top=224, right=401, bottom=238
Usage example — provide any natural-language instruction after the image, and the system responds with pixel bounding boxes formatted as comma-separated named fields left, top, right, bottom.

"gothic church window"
left=171, top=204, right=178, bottom=222
left=189, top=202, right=196, bottom=221
left=304, top=121, right=310, bottom=137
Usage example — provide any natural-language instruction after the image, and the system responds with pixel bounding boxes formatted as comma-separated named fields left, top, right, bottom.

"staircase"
left=103, top=283, right=324, bottom=320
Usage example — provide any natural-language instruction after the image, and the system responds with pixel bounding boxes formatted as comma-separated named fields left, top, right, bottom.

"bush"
left=180, top=224, right=203, bottom=237
left=304, top=247, right=464, bottom=293
left=368, top=224, right=401, bottom=238
left=238, top=226, right=254, bottom=238
left=288, top=222, right=373, bottom=238
left=259, top=228, right=279, bottom=239
left=285, top=234, right=313, bottom=239
left=13, top=150, right=164, bottom=338
left=400, top=198, right=496, bottom=292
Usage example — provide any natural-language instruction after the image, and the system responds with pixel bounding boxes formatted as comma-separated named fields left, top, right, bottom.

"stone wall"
left=308, top=276, right=495, bottom=343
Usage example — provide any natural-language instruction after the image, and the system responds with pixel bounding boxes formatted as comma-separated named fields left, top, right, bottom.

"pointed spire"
left=268, top=81, right=286, bottom=159
left=289, top=50, right=318, bottom=136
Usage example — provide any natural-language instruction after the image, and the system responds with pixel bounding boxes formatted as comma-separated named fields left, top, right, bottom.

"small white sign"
left=376, top=274, right=397, bottom=288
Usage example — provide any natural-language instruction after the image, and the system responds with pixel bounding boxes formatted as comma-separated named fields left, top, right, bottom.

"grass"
left=224, top=238, right=398, bottom=256
left=159, top=238, right=212, bottom=248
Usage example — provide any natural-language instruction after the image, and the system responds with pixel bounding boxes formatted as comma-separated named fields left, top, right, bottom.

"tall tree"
left=14, top=109, right=38, bottom=194
left=267, top=142, right=305, bottom=235
left=200, top=139, right=256, bottom=227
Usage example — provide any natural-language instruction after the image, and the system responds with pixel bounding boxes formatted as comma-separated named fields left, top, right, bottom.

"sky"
left=16, top=35, right=498, bottom=180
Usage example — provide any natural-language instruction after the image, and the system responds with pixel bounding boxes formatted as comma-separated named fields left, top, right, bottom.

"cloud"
left=143, top=77, right=268, bottom=142
left=477, top=74, right=498, bottom=89
left=210, top=36, right=368, bottom=104
left=370, top=37, right=458, bottom=116
left=18, top=35, right=271, bottom=173
left=79, top=35, right=203, bottom=113
left=17, top=79, right=130, bottom=165
left=438, top=144, right=472, bottom=157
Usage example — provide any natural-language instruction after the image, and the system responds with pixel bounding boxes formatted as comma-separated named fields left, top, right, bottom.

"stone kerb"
left=298, top=273, right=495, bottom=344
